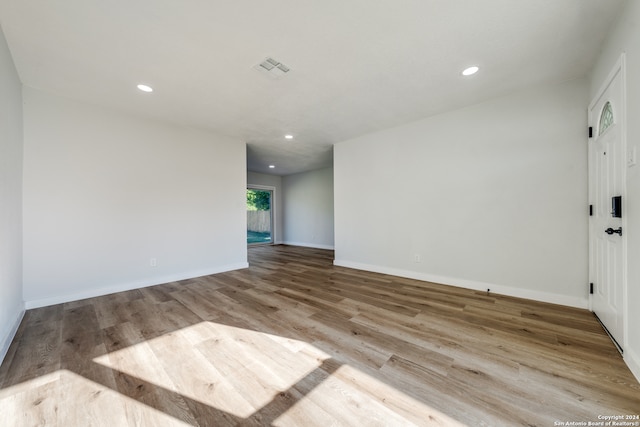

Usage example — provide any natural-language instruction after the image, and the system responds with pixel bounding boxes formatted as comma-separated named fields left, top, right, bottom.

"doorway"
left=247, top=187, right=274, bottom=245
left=588, top=54, right=627, bottom=352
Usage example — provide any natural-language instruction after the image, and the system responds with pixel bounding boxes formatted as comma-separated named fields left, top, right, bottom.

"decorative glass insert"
left=599, top=101, right=614, bottom=136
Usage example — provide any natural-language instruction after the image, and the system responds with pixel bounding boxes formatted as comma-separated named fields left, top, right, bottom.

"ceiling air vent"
left=254, top=57, right=290, bottom=78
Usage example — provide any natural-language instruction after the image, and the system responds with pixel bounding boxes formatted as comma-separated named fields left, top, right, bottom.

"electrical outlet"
left=414, top=254, right=421, bottom=263
left=628, top=147, right=637, bottom=167
left=150, top=258, right=157, bottom=267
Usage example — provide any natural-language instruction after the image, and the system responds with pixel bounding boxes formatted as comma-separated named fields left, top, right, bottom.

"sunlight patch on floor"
left=274, top=364, right=466, bottom=427
left=0, top=370, right=192, bottom=427
left=93, top=321, right=328, bottom=419
left=2, top=320, right=465, bottom=425
left=0, top=371, right=60, bottom=400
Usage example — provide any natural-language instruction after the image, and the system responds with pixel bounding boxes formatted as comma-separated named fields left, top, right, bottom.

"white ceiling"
left=0, top=0, right=625, bottom=175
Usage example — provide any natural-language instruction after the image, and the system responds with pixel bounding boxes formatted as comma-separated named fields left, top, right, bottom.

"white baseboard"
left=333, top=259, right=588, bottom=309
left=624, top=347, right=640, bottom=384
left=282, top=241, right=335, bottom=250
left=25, top=262, right=249, bottom=309
left=0, top=307, right=25, bottom=366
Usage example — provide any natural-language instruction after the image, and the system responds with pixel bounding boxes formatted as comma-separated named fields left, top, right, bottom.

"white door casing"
left=588, top=54, right=627, bottom=351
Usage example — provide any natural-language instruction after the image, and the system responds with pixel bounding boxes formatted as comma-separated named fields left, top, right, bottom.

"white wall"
left=22, top=88, right=248, bottom=308
left=0, top=25, right=24, bottom=363
left=247, top=172, right=283, bottom=244
left=335, top=78, right=588, bottom=308
left=282, top=167, right=334, bottom=249
left=589, top=0, right=640, bottom=381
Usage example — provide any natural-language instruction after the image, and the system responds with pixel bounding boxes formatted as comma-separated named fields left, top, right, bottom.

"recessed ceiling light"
left=269, top=165, right=275, bottom=169
left=285, top=135, right=293, bottom=140
left=462, top=66, right=479, bottom=76
left=137, top=84, right=153, bottom=93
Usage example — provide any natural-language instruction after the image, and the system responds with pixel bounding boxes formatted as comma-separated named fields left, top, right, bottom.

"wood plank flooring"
left=1, top=245, right=638, bottom=426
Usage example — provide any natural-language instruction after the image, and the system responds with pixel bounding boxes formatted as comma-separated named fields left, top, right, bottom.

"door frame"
left=247, top=184, right=277, bottom=245
left=587, top=52, right=628, bottom=351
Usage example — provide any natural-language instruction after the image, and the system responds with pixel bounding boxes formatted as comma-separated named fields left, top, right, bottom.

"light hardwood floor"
left=1, top=245, right=638, bottom=426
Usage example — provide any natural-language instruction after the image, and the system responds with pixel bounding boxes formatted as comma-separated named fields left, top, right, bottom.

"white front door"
left=588, top=56, right=626, bottom=350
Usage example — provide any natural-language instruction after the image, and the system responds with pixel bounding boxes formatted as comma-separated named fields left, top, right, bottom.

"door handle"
left=605, top=227, right=622, bottom=236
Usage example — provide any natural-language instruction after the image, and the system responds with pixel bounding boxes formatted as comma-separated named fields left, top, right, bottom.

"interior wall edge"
left=24, top=262, right=249, bottom=310
left=0, top=307, right=25, bottom=366
left=333, top=259, right=588, bottom=310
left=625, top=347, right=640, bottom=383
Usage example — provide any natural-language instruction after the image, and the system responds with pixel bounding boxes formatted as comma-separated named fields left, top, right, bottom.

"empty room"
left=1, top=1, right=639, bottom=425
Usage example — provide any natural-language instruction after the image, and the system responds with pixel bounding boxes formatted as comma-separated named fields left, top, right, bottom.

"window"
left=246, top=188, right=273, bottom=245
left=599, top=101, right=614, bottom=136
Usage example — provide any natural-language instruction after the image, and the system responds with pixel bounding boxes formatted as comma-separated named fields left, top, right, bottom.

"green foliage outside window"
left=247, top=190, right=270, bottom=211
